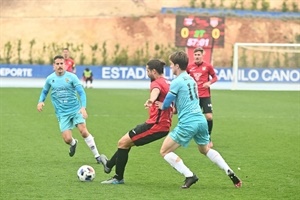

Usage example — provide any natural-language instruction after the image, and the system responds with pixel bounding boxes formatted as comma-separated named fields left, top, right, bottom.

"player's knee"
left=117, top=138, right=130, bottom=149
left=62, top=131, right=72, bottom=143
left=205, top=113, right=213, bottom=121
left=198, top=145, right=209, bottom=155
left=160, top=148, right=168, bottom=157
left=77, top=124, right=89, bottom=136
left=63, top=135, right=72, bottom=144
left=199, top=149, right=207, bottom=155
left=79, top=129, right=89, bottom=138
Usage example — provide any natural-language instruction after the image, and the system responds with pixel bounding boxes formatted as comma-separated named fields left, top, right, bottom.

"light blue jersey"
left=162, top=71, right=209, bottom=147
left=170, top=72, right=203, bottom=123
left=38, top=72, right=87, bottom=132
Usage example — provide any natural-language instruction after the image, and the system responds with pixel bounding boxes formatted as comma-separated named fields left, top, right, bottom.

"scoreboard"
left=175, top=15, right=225, bottom=48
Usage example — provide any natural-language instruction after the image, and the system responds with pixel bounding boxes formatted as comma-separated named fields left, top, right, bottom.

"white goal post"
left=231, top=43, right=300, bottom=90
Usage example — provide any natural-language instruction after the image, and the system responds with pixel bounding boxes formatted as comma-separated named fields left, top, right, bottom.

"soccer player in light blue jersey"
left=37, top=55, right=106, bottom=165
left=156, top=51, right=242, bottom=189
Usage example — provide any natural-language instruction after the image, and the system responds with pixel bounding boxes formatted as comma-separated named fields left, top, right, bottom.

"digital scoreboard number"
left=175, top=16, right=225, bottom=48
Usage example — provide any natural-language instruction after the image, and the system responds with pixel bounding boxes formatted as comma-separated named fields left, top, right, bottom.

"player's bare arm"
left=144, top=88, right=160, bottom=109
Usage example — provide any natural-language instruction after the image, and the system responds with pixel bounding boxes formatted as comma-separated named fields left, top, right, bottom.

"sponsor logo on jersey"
left=194, top=73, right=202, bottom=81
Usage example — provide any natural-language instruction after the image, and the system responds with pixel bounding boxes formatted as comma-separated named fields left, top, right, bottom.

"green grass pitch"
left=0, top=88, right=299, bottom=200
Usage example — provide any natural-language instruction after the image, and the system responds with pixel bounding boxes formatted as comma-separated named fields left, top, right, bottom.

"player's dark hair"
left=193, top=47, right=204, bottom=54
left=63, top=47, right=69, bottom=51
left=169, top=51, right=189, bottom=70
left=53, top=55, right=64, bottom=62
left=147, top=59, right=166, bottom=74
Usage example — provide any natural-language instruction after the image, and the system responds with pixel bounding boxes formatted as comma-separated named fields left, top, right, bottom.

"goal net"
left=231, top=43, right=300, bottom=90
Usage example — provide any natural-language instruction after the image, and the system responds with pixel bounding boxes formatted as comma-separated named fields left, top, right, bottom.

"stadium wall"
left=0, top=65, right=299, bottom=91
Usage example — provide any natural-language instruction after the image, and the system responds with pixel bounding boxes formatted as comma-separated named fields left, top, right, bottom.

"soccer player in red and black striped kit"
left=187, top=47, right=218, bottom=148
left=100, top=59, right=173, bottom=184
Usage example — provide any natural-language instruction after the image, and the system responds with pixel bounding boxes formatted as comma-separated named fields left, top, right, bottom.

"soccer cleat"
left=228, top=170, right=242, bottom=188
left=101, top=177, right=124, bottom=184
left=95, top=156, right=102, bottom=164
left=69, top=139, right=78, bottom=157
left=99, top=154, right=112, bottom=174
left=181, top=174, right=199, bottom=189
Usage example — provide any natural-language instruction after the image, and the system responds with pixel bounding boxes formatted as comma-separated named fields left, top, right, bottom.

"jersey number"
left=187, top=83, right=198, bottom=100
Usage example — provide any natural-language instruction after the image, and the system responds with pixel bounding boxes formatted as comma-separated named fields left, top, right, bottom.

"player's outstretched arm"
left=144, top=88, right=160, bottom=109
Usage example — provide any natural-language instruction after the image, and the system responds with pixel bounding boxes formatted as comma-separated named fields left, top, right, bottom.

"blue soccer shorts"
left=169, top=121, right=210, bottom=147
left=58, top=112, right=85, bottom=132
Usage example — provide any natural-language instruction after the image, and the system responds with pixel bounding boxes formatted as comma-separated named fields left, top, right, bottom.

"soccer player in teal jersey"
left=156, top=51, right=242, bottom=189
left=37, top=55, right=106, bottom=165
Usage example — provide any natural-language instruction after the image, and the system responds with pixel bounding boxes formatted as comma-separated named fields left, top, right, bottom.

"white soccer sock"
left=206, top=149, right=231, bottom=174
left=70, top=138, right=76, bottom=146
left=164, top=152, right=193, bottom=177
left=84, top=134, right=100, bottom=158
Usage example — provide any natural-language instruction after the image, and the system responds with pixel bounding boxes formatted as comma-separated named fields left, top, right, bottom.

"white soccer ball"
left=77, top=165, right=96, bottom=182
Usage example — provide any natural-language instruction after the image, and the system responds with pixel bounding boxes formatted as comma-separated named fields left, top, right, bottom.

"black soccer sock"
left=115, top=148, right=130, bottom=180
left=106, top=151, right=118, bottom=169
left=207, top=120, right=213, bottom=138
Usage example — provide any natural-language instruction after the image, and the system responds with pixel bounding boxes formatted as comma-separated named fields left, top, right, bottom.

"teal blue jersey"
left=170, top=71, right=204, bottom=123
left=162, top=71, right=209, bottom=146
left=38, top=71, right=86, bottom=117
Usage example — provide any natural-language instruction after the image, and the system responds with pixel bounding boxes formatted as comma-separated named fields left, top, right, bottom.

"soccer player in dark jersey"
left=63, top=48, right=76, bottom=73
left=187, top=47, right=218, bottom=147
left=100, top=59, right=173, bottom=184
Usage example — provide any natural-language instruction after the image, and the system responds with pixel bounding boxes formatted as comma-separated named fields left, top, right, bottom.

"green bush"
left=251, top=0, right=259, bottom=10
left=261, top=0, right=270, bottom=11
left=0, top=40, right=181, bottom=66
left=292, top=1, right=299, bottom=12
left=200, top=0, right=206, bottom=8
left=282, top=0, right=289, bottom=12
left=189, top=0, right=196, bottom=8
left=230, top=0, right=238, bottom=9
